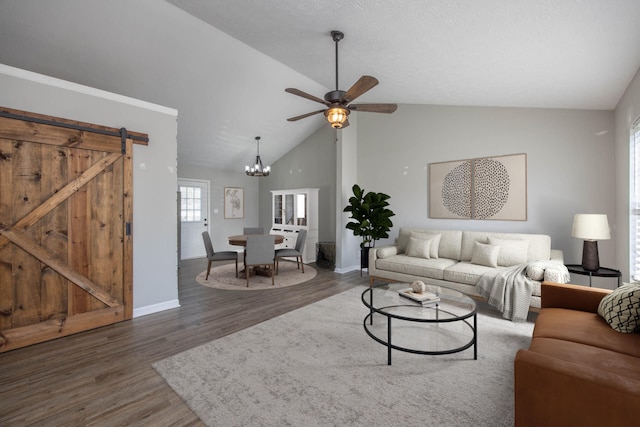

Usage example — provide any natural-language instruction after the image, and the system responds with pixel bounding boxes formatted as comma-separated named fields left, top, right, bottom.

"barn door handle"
left=125, top=222, right=132, bottom=236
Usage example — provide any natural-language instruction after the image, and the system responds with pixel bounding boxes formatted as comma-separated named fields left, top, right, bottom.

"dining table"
left=227, top=234, right=284, bottom=247
left=227, top=234, right=285, bottom=277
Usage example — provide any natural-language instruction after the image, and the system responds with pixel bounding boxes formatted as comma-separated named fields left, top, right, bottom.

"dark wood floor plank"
left=0, top=258, right=365, bottom=426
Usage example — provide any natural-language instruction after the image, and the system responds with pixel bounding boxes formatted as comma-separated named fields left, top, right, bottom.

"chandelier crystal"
left=245, top=136, right=271, bottom=177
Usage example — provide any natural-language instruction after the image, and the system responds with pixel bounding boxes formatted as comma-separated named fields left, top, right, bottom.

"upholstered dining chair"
left=202, top=231, right=238, bottom=279
left=275, top=229, right=307, bottom=274
left=242, top=227, right=265, bottom=265
left=244, top=234, right=276, bottom=287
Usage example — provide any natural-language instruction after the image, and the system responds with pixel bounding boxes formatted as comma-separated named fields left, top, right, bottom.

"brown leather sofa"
left=514, top=282, right=640, bottom=426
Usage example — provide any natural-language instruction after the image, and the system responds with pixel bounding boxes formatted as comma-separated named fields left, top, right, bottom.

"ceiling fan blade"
left=285, top=88, right=329, bottom=105
left=287, top=109, right=326, bottom=122
left=348, top=103, right=398, bottom=114
left=342, top=76, right=379, bottom=103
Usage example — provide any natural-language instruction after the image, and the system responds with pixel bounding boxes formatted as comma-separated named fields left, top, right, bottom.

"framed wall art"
left=429, top=153, right=527, bottom=221
left=224, top=187, right=244, bottom=219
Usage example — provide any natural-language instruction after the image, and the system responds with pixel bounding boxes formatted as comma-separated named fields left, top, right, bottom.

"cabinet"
left=270, top=188, right=319, bottom=264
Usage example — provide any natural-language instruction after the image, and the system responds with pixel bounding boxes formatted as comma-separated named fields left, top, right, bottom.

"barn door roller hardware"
left=0, top=110, right=149, bottom=151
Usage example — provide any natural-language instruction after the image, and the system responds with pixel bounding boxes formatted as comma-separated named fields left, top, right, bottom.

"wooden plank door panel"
left=40, top=143, right=69, bottom=322
left=12, top=138, right=44, bottom=328
left=0, top=138, right=12, bottom=329
left=0, top=107, right=143, bottom=352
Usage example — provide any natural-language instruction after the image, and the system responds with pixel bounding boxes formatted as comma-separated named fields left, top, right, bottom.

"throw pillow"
left=410, top=232, right=441, bottom=259
left=543, top=267, right=570, bottom=284
left=470, top=242, right=500, bottom=268
left=376, top=246, right=397, bottom=259
left=406, top=237, right=432, bottom=259
left=597, top=283, right=640, bottom=333
left=487, top=237, right=529, bottom=266
left=525, top=263, right=545, bottom=281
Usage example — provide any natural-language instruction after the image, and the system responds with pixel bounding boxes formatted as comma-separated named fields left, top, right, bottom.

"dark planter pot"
left=361, top=247, right=371, bottom=269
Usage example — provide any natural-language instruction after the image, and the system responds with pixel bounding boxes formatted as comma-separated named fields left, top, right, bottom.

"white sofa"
left=368, top=228, right=566, bottom=310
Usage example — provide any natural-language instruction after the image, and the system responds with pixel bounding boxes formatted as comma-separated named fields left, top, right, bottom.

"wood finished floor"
left=0, top=259, right=366, bottom=426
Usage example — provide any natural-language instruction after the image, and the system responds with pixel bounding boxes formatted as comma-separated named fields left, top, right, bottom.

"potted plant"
left=343, top=184, right=395, bottom=270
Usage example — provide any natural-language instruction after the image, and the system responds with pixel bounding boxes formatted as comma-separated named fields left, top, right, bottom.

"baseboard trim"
left=134, top=299, right=181, bottom=318
left=334, top=265, right=363, bottom=274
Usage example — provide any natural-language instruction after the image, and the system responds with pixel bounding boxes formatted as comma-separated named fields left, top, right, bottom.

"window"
left=631, top=119, right=640, bottom=280
left=179, top=185, right=202, bottom=222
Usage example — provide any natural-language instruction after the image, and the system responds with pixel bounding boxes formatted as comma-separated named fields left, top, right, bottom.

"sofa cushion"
left=460, top=231, right=551, bottom=262
left=528, top=337, right=640, bottom=381
left=487, top=237, right=529, bottom=266
left=470, top=242, right=499, bottom=267
left=397, top=228, right=463, bottom=260
left=406, top=237, right=431, bottom=259
left=598, top=283, right=640, bottom=333
left=375, top=255, right=457, bottom=280
left=443, top=261, right=500, bottom=285
left=410, top=231, right=441, bottom=258
left=533, top=307, right=640, bottom=358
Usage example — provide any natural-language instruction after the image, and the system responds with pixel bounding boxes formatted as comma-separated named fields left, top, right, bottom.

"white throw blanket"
left=475, top=264, right=535, bottom=322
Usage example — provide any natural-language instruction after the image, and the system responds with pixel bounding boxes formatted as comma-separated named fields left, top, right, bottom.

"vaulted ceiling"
left=1, top=0, right=640, bottom=171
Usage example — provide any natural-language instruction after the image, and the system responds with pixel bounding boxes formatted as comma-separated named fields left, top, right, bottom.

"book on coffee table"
left=398, top=288, right=440, bottom=305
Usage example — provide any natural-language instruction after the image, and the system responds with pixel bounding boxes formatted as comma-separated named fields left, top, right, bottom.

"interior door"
left=178, top=178, right=209, bottom=259
left=0, top=106, right=147, bottom=352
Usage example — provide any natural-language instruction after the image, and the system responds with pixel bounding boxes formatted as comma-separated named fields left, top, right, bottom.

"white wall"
left=336, top=114, right=360, bottom=273
left=0, top=65, right=179, bottom=315
left=258, top=125, right=337, bottom=244
left=353, top=105, right=617, bottom=282
left=176, top=163, right=261, bottom=253
left=614, top=67, right=640, bottom=282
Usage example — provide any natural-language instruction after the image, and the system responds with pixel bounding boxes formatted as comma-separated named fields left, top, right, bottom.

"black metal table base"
left=363, top=310, right=477, bottom=365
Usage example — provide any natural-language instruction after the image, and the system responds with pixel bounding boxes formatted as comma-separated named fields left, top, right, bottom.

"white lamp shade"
left=571, top=214, right=611, bottom=240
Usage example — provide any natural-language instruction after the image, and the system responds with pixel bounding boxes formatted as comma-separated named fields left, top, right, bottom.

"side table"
left=565, top=264, right=622, bottom=288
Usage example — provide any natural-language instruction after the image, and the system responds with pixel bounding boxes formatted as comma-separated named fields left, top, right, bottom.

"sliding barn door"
left=0, top=107, right=147, bottom=352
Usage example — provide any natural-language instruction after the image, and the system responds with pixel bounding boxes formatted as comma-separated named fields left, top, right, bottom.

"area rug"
left=195, top=261, right=317, bottom=290
left=153, top=286, right=535, bottom=426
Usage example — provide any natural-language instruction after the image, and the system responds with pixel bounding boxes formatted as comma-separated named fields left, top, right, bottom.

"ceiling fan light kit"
left=285, top=30, right=397, bottom=129
left=325, top=106, right=349, bottom=129
left=245, top=136, right=271, bottom=177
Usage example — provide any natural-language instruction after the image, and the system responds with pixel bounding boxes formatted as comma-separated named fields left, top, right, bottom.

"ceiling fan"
left=285, top=30, right=397, bottom=129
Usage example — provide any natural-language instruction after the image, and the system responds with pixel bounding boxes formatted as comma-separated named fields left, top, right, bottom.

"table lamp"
left=571, top=214, right=610, bottom=271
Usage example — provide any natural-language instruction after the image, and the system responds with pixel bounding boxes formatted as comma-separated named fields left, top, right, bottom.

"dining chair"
left=244, top=234, right=276, bottom=287
left=242, top=227, right=265, bottom=265
left=202, top=231, right=239, bottom=279
left=275, top=229, right=307, bottom=274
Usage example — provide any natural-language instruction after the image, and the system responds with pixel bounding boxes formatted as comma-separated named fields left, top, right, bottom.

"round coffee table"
left=362, top=283, right=477, bottom=365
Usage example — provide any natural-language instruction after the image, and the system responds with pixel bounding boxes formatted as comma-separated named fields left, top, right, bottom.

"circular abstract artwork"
left=441, top=159, right=510, bottom=219
left=473, top=158, right=510, bottom=219
left=441, top=161, right=472, bottom=218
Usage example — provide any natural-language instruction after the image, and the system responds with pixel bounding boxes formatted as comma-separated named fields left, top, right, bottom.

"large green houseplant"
left=343, top=184, right=395, bottom=269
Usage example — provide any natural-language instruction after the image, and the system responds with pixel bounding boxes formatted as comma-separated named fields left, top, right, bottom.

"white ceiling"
left=1, top=0, right=640, bottom=171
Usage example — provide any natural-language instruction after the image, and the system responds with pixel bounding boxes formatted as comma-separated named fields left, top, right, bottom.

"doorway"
left=178, top=178, right=210, bottom=259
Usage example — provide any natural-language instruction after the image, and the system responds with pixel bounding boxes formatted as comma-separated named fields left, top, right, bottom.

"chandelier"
left=245, top=136, right=271, bottom=176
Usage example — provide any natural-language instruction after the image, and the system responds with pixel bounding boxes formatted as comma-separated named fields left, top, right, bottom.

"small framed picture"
left=224, top=187, right=244, bottom=219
